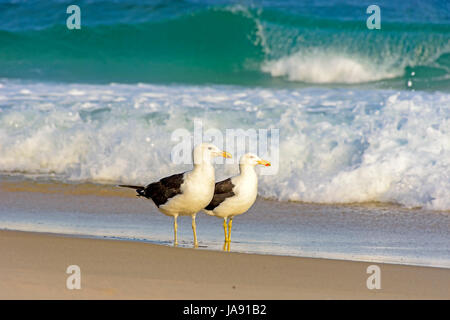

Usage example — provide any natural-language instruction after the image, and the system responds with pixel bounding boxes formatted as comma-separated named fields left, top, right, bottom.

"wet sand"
left=0, top=230, right=449, bottom=299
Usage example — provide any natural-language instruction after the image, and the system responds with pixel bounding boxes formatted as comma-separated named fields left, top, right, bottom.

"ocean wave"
left=261, top=51, right=403, bottom=84
left=1, top=80, right=449, bottom=210
left=0, top=3, right=448, bottom=89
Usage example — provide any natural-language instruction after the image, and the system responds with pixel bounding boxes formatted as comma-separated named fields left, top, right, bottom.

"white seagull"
left=203, top=153, right=270, bottom=250
left=120, top=143, right=232, bottom=247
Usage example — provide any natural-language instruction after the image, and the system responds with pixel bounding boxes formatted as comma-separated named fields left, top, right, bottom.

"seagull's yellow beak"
left=257, top=159, right=271, bottom=167
left=222, top=151, right=232, bottom=158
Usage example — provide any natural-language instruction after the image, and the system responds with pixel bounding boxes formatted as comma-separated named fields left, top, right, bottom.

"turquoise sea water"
left=0, top=0, right=449, bottom=90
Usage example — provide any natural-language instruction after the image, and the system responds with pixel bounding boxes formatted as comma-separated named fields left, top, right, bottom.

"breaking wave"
left=1, top=80, right=449, bottom=210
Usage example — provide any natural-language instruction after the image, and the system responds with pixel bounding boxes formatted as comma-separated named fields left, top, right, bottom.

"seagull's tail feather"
left=119, top=185, right=143, bottom=190
left=118, top=185, right=146, bottom=197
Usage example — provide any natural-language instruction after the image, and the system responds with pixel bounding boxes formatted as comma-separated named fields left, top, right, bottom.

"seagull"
left=203, top=153, right=270, bottom=251
left=120, top=143, right=231, bottom=247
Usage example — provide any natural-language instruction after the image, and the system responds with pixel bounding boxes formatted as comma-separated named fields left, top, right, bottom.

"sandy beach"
left=0, top=229, right=449, bottom=299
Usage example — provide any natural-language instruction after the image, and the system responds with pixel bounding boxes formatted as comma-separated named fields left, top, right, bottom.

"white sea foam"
left=261, top=50, right=403, bottom=83
left=0, top=80, right=449, bottom=210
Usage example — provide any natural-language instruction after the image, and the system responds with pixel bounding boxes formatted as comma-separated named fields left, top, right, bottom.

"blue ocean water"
left=0, top=0, right=449, bottom=89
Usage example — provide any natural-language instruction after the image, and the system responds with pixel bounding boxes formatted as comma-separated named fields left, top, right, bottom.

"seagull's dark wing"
left=205, top=178, right=235, bottom=210
left=140, top=172, right=185, bottom=207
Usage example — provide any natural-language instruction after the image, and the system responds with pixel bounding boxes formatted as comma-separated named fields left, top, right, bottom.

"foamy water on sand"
left=1, top=80, right=449, bottom=210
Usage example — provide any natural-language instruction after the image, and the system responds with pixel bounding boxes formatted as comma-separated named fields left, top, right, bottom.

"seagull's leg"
left=192, top=214, right=198, bottom=248
left=173, top=214, right=178, bottom=247
left=227, top=217, right=233, bottom=242
left=222, top=217, right=228, bottom=251
left=223, top=217, right=228, bottom=241
left=226, top=218, right=233, bottom=252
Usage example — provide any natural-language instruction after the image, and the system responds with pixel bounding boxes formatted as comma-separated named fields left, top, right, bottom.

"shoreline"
left=2, top=174, right=448, bottom=213
left=0, top=175, right=409, bottom=208
left=2, top=227, right=449, bottom=270
left=1, top=229, right=449, bottom=299
left=1, top=177, right=449, bottom=270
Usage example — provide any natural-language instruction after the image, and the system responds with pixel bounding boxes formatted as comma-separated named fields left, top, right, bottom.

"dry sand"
left=0, top=230, right=448, bottom=299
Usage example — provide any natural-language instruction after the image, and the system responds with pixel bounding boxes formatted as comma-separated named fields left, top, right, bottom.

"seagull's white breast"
left=160, top=165, right=215, bottom=216
left=211, top=171, right=258, bottom=218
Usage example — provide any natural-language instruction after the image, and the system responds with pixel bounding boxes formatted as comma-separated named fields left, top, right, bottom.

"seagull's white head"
left=239, top=153, right=271, bottom=167
left=193, top=143, right=232, bottom=165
